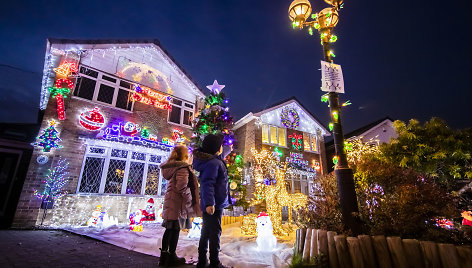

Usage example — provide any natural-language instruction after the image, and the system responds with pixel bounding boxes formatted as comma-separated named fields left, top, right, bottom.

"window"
left=78, top=145, right=168, bottom=196
left=262, top=125, right=269, bottom=143
left=261, top=124, right=286, bottom=147
left=74, top=77, right=96, bottom=100
left=168, top=98, right=195, bottom=127
left=97, top=84, right=115, bottom=104
left=303, top=133, right=319, bottom=152
left=74, top=66, right=133, bottom=111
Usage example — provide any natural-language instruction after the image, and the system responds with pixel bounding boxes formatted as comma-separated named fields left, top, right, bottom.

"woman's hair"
left=168, top=145, right=189, bottom=162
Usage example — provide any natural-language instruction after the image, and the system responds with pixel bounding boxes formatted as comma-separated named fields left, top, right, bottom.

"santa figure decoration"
left=462, top=211, right=472, bottom=227
left=142, top=198, right=156, bottom=221
left=129, top=210, right=144, bottom=232
left=87, top=205, right=102, bottom=226
left=255, top=212, right=277, bottom=251
left=188, top=217, right=203, bottom=239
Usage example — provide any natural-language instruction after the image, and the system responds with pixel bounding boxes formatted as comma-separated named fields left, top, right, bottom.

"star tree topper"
left=206, top=80, right=225, bottom=94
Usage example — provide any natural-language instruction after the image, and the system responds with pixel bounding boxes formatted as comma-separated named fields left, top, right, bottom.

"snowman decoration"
left=188, top=217, right=203, bottom=239
left=87, top=205, right=102, bottom=226
left=255, top=212, right=277, bottom=251
left=155, top=204, right=164, bottom=223
left=142, top=198, right=156, bottom=221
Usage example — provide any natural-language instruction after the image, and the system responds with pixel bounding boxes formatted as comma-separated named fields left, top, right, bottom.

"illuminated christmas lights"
left=342, top=100, right=352, bottom=106
left=48, top=86, right=70, bottom=120
left=102, top=121, right=172, bottom=150
left=33, top=158, right=70, bottom=201
left=131, top=84, right=172, bottom=110
left=55, top=78, right=74, bottom=89
left=53, top=60, right=78, bottom=77
left=79, top=107, right=105, bottom=131
left=332, top=111, right=339, bottom=122
left=288, top=132, right=303, bottom=150
left=345, top=137, right=380, bottom=165
left=34, top=120, right=62, bottom=152
left=280, top=107, right=300, bottom=129
left=329, top=122, right=334, bottom=131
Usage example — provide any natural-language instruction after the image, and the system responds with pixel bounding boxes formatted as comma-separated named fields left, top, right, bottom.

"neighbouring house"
left=233, top=97, right=330, bottom=197
left=12, top=39, right=205, bottom=228
left=325, top=117, right=397, bottom=172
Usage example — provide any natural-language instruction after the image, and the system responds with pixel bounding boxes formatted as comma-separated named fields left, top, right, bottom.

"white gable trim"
left=233, top=112, right=256, bottom=131
left=254, top=99, right=330, bottom=136
left=355, top=119, right=394, bottom=139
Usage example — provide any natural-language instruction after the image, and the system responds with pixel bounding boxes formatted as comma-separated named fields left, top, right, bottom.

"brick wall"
left=13, top=87, right=193, bottom=228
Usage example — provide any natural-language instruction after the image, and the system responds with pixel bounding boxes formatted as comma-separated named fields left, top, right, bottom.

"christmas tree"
left=192, top=80, right=234, bottom=147
left=225, top=153, right=249, bottom=209
left=35, top=120, right=62, bottom=152
left=34, top=158, right=70, bottom=201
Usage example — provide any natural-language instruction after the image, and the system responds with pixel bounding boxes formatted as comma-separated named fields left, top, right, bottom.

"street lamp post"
left=288, top=0, right=361, bottom=234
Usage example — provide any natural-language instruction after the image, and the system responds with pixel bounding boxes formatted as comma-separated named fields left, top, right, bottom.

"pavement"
left=0, top=229, right=194, bottom=268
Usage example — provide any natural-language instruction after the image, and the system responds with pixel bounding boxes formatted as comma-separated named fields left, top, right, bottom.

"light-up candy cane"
left=48, top=79, right=74, bottom=120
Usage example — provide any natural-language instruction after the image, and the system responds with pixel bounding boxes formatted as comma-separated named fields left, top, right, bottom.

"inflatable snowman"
left=142, top=198, right=156, bottom=221
left=255, top=212, right=277, bottom=251
left=188, top=217, right=203, bottom=238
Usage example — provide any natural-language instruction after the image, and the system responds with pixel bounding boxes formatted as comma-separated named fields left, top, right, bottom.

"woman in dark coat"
left=160, top=145, right=202, bottom=267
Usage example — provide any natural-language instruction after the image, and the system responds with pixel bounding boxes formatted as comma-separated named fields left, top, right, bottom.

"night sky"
left=1, top=0, right=471, bottom=132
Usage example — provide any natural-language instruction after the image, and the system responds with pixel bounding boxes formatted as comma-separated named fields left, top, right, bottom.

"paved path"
left=0, top=229, right=194, bottom=268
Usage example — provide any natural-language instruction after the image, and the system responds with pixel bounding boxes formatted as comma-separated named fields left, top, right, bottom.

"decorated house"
left=12, top=39, right=205, bottom=227
left=233, top=97, right=330, bottom=196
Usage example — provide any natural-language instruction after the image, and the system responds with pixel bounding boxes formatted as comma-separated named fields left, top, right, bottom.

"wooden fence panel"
left=303, top=228, right=313, bottom=261
left=310, top=229, right=318, bottom=260
left=318, top=230, right=329, bottom=257
left=420, top=241, right=441, bottom=268
left=456, top=246, right=472, bottom=267
left=402, top=239, right=424, bottom=268
left=437, top=243, right=460, bottom=268
left=358, top=235, right=377, bottom=268
left=295, top=229, right=301, bottom=254
left=372, top=235, right=393, bottom=268
left=300, top=228, right=307, bottom=255
left=334, top=235, right=352, bottom=268
left=386, top=237, right=408, bottom=268
left=327, top=231, right=339, bottom=268
left=346, top=237, right=365, bottom=268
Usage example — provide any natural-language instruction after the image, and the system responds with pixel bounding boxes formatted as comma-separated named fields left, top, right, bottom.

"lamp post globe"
left=288, top=0, right=313, bottom=28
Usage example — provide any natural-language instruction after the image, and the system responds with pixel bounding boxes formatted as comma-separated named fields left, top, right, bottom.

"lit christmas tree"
left=225, top=153, right=249, bottom=209
left=192, top=80, right=234, bottom=147
left=35, top=120, right=62, bottom=152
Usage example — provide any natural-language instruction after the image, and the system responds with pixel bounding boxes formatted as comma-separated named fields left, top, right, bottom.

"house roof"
left=47, top=38, right=205, bottom=97
left=234, top=96, right=330, bottom=135
left=325, top=116, right=394, bottom=147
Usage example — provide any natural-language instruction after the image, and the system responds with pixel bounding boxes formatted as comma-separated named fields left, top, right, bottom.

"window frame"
left=74, top=65, right=135, bottom=112
left=77, top=144, right=168, bottom=196
left=302, top=132, right=319, bottom=153
left=167, top=99, right=195, bottom=128
left=261, top=124, right=287, bottom=148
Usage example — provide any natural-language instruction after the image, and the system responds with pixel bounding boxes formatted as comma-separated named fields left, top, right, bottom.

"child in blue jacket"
left=193, top=134, right=232, bottom=268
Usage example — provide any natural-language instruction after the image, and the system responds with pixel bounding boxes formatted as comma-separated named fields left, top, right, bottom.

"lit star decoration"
left=192, top=80, right=234, bottom=147
left=34, top=120, right=62, bottom=152
left=206, top=80, right=225, bottom=94
left=33, top=158, right=70, bottom=201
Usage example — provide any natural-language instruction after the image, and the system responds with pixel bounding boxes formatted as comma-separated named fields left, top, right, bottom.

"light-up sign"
left=131, top=85, right=172, bottom=110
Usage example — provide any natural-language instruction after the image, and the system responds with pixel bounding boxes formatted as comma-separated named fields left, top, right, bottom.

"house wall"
left=234, top=116, right=328, bottom=198
left=360, top=121, right=397, bottom=144
left=13, top=44, right=200, bottom=228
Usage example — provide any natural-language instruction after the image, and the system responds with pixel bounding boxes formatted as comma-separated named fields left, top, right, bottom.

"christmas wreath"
left=280, top=107, right=300, bottom=129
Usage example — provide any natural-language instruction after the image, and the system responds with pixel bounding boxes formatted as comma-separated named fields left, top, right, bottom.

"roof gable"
left=238, top=97, right=329, bottom=135
left=40, top=39, right=204, bottom=109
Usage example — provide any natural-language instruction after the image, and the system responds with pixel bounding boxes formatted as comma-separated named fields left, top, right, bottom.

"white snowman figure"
left=255, top=212, right=277, bottom=251
left=188, top=217, right=203, bottom=239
